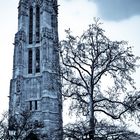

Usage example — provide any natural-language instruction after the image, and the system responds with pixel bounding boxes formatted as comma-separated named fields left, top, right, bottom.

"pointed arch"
left=26, top=133, right=38, bottom=140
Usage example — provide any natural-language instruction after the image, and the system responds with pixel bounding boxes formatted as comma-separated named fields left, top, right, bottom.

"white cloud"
left=58, top=0, right=98, bottom=38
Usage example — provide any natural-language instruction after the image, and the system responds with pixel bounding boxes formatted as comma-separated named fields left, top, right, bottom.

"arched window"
left=28, top=49, right=33, bottom=74
left=36, top=47, right=40, bottom=73
left=26, top=133, right=38, bottom=140
left=29, top=101, right=32, bottom=110
left=35, top=100, right=38, bottom=110
left=36, top=5, right=40, bottom=43
left=29, top=7, right=33, bottom=44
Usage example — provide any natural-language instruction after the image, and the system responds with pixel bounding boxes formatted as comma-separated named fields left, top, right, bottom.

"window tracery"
left=29, top=7, right=33, bottom=44
left=28, top=49, right=33, bottom=74
left=36, top=5, right=40, bottom=43
left=36, top=47, right=40, bottom=73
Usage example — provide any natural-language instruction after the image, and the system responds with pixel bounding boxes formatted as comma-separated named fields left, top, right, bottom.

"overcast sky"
left=94, top=0, right=140, bottom=21
left=0, top=0, right=140, bottom=132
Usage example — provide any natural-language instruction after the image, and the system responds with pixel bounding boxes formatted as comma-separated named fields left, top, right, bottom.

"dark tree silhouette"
left=0, top=112, right=8, bottom=140
left=0, top=110, right=44, bottom=140
left=60, top=19, right=140, bottom=139
left=63, top=121, right=140, bottom=140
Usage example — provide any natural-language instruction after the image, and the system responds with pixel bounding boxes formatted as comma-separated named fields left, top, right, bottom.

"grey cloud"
left=93, top=0, right=140, bottom=21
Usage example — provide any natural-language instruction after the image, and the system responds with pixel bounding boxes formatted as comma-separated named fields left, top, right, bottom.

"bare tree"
left=60, top=19, right=140, bottom=139
left=0, top=112, right=8, bottom=140
left=9, top=110, right=44, bottom=140
left=0, top=110, right=44, bottom=140
left=63, top=121, right=140, bottom=140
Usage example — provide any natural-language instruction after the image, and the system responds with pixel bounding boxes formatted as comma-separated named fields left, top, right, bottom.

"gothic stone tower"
left=9, top=0, right=62, bottom=139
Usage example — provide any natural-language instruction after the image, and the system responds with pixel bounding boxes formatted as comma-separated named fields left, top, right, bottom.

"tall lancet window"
left=36, top=5, right=40, bottom=43
left=29, top=7, right=33, bottom=44
left=28, top=49, right=33, bottom=74
left=36, top=47, right=40, bottom=73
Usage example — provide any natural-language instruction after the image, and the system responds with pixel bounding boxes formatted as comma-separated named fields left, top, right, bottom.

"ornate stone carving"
left=41, top=0, right=53, bottom=13
left=52, top=0, right=58, bottom=15
left=16, top=75, right=23, bottom=94
left=41, top=27, right=53, bottom=40
left=15, top=30, right=26, bottom=43
left=18, top=0, right=28, bottom=17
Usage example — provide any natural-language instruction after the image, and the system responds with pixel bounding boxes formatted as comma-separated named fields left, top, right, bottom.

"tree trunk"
left=89, top=94, right=95, bottom=139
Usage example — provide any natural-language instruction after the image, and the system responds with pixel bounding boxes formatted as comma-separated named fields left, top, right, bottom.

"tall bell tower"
left=9, top=0, right=62, bottom=139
